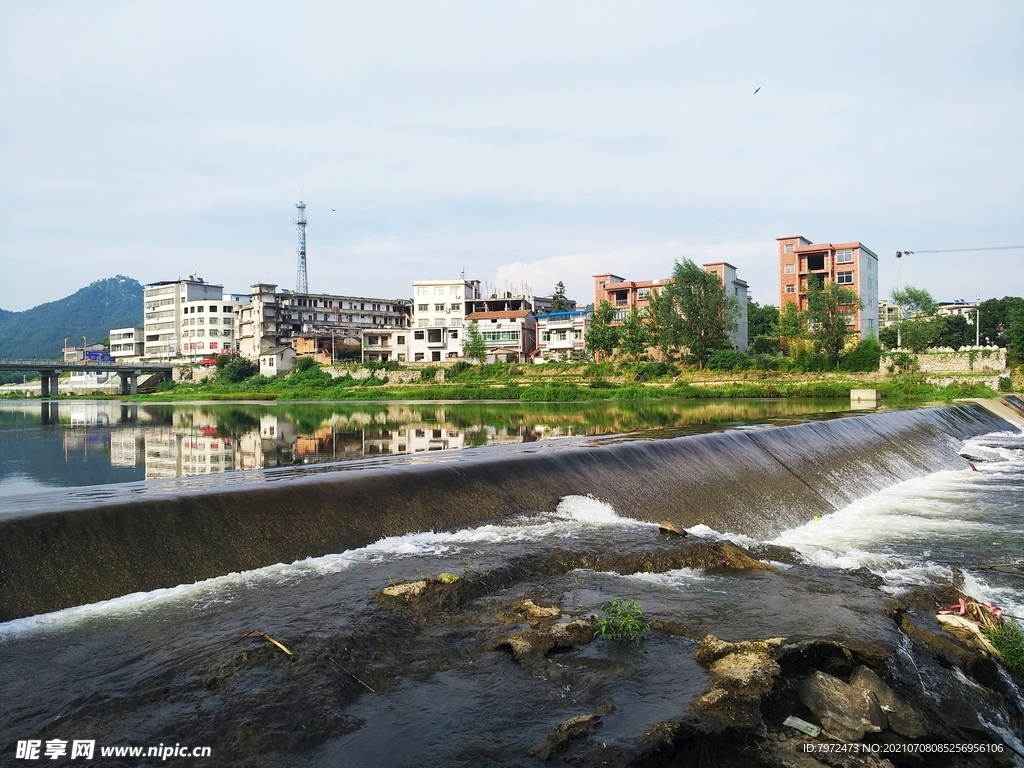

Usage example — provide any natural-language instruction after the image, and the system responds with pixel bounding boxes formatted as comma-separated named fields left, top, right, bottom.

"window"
left=397, top=335, right=405, bottom=344
left=784, top=264, right=795, bottom=274
left=397, top=354, right=405, bottom=362
left=435, top=304, right=445, bottom=311
left=209, top=317, right=218, bottom=324
left=785, top=285, right=795, bottom=294
left=197, top=305, right=204, bottom=312
left=836, top=249, right=854, bottom=263
left=417, top=287, right=428, bottom=296
left=637, top=288, right=650, bottom=300
left=481, top=331, right=520, bottom=341
left=414, top=331, right=425, bottom=340
left=784, top=244, right=794, bottom=254
left=418, top=304, right=428, bottom=312
left=435, top=287, right=445, bottom=295
left=451, top=286, right=461, bottom=295
left=414, top=352, right=425, bottom=361
left=209, top=305, right=217, bottom=312
left=223, top=306, right=232, bottom=313
left=450, top=318, right=461, bottom=327
left=419, top=319, right=429, bottom=327
left=837, top=271, right=854, bottom=284
left=436, top=318, right=445, bottom=326
left=450, top=330, right=458, bottom=339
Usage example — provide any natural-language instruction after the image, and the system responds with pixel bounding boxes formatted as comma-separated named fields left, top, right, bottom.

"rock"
left=680, top=542, right=774, bottom=572
left=692, top=635, right=783, bottom=729
left=849, top=666, right=929, bottom=739
left=658, top=520, right=687, bottom=537
left=798, top=670, right=887, bottom=742
left=498, top=617, right=597, bottom=662
left=535, top=713, right=602, bottom=760
left=380, top=580, right=428, bottom=600
left=514, top=598, right=560, bottom=621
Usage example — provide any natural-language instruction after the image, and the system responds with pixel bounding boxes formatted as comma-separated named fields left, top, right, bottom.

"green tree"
left=619, top=307, right=652, bottom=361
left=585, top=300, right=619, bottom=361
left=1007, top=301, right=1024, bottom=363
left=217, top=355, right=257, bottom=383
left=891, top=286, right=937, bottom=352
left=778, top=302, right=804, bottom=353
left=933, top=314, right=974, bottom=350
left=747, top=301, right=780, bottom=354
left=805, top=275, right=860, bottom=367
left=647, top=282, right=682, bottom=360
left=550, top=282, right=570, bottom=312
left=463, top=321, right=488, bottom=363
left=978, top=296, right=1024, bottom=347
left=669, top=259, right=736, bottom=369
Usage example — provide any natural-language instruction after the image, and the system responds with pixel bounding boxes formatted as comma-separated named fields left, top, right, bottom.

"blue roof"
left=540, top=310, right=592, bottom=319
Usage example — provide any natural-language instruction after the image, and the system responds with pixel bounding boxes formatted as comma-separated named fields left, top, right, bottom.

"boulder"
left=798, top=670, right=887, bottom=742
left=693, top=635, right=783, bottom=729
left=498, top=617, right=597, bottom=662
left=514, top=598, right=560, bottom=621
left=849, top=666, right=929, bottom=739
left=536, top=713, right=603, bottom=760
left=658, top=520, right=687, bottom=537
left=379, top=580, right=428, bottom=600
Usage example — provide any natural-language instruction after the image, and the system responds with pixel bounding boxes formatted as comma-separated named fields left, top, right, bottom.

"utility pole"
left=295, top=201, right=308, bottom=293
left=976, top=295, right=981, bottom=347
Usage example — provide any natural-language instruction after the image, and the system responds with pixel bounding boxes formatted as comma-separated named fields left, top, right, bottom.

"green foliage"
left=707, top=350, right=750, bottom=371
left=839, top=338, right=883, bottom=372
left=594, top=599, right=651, bottom=646
left=670, top=259, right=737, bottom=369
left=218, top=356, right=258, bottom=383
left=933, top=314, right=974, bottom=350
left=751, top=335, right=779, bottom=355
left=984, top=617, right=1024, bottom=672
left=583, top=361, right=615, bottom=378
left=1007, top=301, right=1024, bottom=364
left=805, top=275, right=860, bottom=367
left=897, top=317, right=938, bottom=353
left=419, top=366, right=440, bottom=382
left=293, top=356, right=318, bottom=372
left=448, top=360, right=473, bottom=377
left=0, top=275, right=143, bottom=359
left=585, top=300, right=619, bottom=361
left=464, top=321, right=488, bottom=364
left=891, top=286, right=937, bottom=316
left=883, top=351, right=918, bottom=375
left=288, top=358, right=332, bottom=387
left=550, top=281, right=570, bottom=312
left=778, top=302, right=804, bottom=351
left=890, top=286, right=939, bottom=352
left=633, top=361, right=676, bottom=381
left=747, top=302, right=780, bottom=342
left=619, top=306, right=652, bottom=361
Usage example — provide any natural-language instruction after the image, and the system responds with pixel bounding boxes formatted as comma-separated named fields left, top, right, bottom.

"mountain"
left=0, top=276, right=144, bottom=360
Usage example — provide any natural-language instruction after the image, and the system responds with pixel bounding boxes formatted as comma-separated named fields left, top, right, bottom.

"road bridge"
left=0, top=359, right=173, bottom=396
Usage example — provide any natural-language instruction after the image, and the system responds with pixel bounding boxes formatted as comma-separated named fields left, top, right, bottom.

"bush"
left=594, top=599, right=650, bottom=646
left=840, top=338, right=883, bottom=372
left=707, top=350, right=750, bottom=372
left=448, top=360, right=472, bottom=377
left=583, top=362, right=614, bottom=378
left=751, top=354, right=781, bottom=371
left=419, top=366, right=440, bottom=382
left=218, top=356, right=258, bottom=383
left=633, top=361, right=677, bottom=381
left=984, top=616, right=1024, bottom=672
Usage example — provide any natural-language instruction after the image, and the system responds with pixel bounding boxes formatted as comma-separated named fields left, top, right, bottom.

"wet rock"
left=379, top=580, right=428, bottom=600
left=498, top=617, right=597, bottom=662
left=798, top=670, right=887, bottom=742
left=849, top=666, right=929, bottom=739
left=514, top=598, right=560, bottom=621
left=658, top=520, right=687, bottom=537
left=535, top=713, right=603, bottom=760
left=693, top=635, right=782, bottom=729
left=678, top=541, right=774, bottom=572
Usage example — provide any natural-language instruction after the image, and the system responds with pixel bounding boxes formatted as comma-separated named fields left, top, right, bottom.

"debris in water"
left=782, top=715, right=820, bottom=737
left=233, top=629, right=294, bottom=658
left=658, top=520, right=687, bottom=537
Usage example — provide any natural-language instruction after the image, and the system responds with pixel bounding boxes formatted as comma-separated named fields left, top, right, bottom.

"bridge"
left=0, top=359, right=173, bottom=396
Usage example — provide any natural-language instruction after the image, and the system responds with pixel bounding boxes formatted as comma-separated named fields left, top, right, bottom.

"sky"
left=1, top=2, right=1022, bottom=312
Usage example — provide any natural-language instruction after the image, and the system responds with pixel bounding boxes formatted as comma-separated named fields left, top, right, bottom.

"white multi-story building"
left=361, top=328, right=410, bottom=363
left=142, top=276, right=245, bottom=360
left=109, top=327, right=144, bottom=361
left=409, top=279, right=482, bottom=362
left=464, top=309, right=537, bottom=363
left=236, top=283, right=411, bottom=360
left=535, top=310, right=591, bottom=361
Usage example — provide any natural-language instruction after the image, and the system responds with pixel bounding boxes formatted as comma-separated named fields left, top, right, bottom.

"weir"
left=0, top=403, right=1012, bottom=621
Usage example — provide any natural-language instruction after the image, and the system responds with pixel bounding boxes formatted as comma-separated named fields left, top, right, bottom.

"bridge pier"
left=118, top=372, right=138, bottom=395
left=39, top=370, right=59, bottom=398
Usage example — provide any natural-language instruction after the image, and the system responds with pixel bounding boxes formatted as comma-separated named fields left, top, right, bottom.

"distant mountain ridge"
left=0, top=276, right=143, bottom=360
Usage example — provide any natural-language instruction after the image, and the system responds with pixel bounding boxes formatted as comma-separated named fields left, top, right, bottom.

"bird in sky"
left=331, top=208, right=336, bottom=211
left=753, top=87, right=761, bottom=94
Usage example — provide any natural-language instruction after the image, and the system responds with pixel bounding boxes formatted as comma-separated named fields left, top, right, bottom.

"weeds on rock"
left=985, top=616, right=1024, bottom=672
left=594, top=599, right=650, bottom=646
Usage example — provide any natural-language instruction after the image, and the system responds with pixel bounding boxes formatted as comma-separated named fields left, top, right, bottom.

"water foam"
left=0, top=495, right=642, bottom=638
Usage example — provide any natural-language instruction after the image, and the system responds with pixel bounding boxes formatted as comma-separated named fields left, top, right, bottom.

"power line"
left=902, top=245, right=1024, bottom=255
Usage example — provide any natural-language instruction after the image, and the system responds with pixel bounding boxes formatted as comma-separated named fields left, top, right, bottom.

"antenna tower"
left=294, top=201, right=308, bottom=293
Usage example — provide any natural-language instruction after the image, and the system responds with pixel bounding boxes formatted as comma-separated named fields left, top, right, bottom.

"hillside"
left=0, top=276, right=143, bottom=360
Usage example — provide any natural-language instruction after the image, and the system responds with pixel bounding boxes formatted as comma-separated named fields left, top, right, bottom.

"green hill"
left=0, top=276, right=143, bottom=360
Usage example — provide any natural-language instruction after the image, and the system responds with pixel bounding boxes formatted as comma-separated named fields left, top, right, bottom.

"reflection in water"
left=0, top=398, right=854, bottom=492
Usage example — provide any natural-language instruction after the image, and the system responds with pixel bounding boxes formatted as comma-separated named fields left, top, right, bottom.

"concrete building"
left=702, top=262, right=749, bottom=351
left=361, top=328, right=410, bottom=363
left=409, top=278, right=482, bottom=362
left=143, top=276, right=232, bottom=360
left=178, top=295, right=246, bottom=360
left=777, top=236, right=879, bottom=340
left=594, top=264, right=749, bottom=351
left=237, top=283, right=411, bottom=361
left=259, top=345, right=295, bottom=377
left=109, top=327, right=144, bottom=360
left=878, top=300, right=900, bottom=328
left=464, top=309, right=537, bottom=363
left=535, top=310, right=591, bottom=361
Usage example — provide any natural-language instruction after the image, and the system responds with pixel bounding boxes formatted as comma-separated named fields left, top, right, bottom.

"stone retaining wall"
left=879, top=346, right=1006, bottom=374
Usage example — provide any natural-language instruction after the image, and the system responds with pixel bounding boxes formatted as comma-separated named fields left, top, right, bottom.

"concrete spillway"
left=0, top=404, right=1012, bottom=622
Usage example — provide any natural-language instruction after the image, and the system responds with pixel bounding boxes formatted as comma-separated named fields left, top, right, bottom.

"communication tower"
left=294, top=201, right=308, bottom=293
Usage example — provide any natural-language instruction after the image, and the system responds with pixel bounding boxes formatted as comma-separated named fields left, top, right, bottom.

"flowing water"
left=0, top=399, right=1022, bottom=765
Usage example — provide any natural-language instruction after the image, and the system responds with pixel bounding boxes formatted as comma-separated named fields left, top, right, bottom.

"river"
left=1, top=398, right=1022, bottom=766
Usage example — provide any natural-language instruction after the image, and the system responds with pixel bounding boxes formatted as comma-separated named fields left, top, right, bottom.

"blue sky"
left=1, top=1, right=1021, bottom=312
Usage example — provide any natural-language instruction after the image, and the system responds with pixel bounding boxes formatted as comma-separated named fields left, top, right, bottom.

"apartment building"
left=236, top=283, right=411, bottom=360
left=143, top=277, right=226, bottom=359
left=777, top=236, right=879, bottom=339
left=178, top=295, right=246, bottom=360
left=594, top=264, right=749, bottom=351
left=361, top=328, right=410, bottom=363
left=464, top=309, right=537, bottom=363
left=535, top=310, right=591, bottom=361
left=109, top=327, right=144, bottom=360
left=409, top=278, right=482, bottom=362
left=702, top=262, right=749, bottom=351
